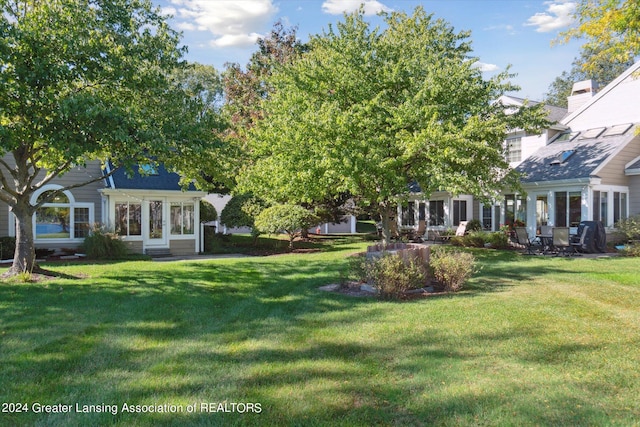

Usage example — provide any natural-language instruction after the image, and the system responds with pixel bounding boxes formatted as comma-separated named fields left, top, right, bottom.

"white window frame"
left=16, top=184, right=96, bottom=243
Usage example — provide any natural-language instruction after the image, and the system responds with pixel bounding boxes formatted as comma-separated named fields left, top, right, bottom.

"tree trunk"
left=379, top=204, right=394, bottom=247
left=7, top=201, right=37, bottom=276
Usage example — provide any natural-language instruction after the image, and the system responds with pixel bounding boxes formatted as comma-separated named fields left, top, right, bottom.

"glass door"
left=147, top=199, right=166, bottom=245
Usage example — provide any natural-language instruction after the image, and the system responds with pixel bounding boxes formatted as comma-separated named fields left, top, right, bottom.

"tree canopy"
left=237, top=7, right=549, bottom=242
left=557, top=0, right=639, bottom=73
left=0, top=0, right=223, bottom=274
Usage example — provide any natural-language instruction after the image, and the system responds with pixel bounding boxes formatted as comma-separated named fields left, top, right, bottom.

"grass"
left=1, top=241, right=639, bottom=426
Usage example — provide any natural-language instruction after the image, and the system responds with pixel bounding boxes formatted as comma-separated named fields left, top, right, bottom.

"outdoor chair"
left=552, top=227, right=572, bottom=256
left=570, top=225, right=589, bottom=255
left=514, top=227, right=540, bottom=255
left=455, top=221, right=468, bottom=237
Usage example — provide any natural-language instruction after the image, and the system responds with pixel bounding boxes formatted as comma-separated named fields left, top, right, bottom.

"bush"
left=255, top=204, right=319, bottom=249
left=81, top=225, right=129, bottom=260
left=0, top=236, right=16, bottom=259
left=619, top=242, right=640, bottom=257
left=466, top=219, right=483, bottom=233
left=200, top=199, right=218, bottom=223
left=615, top=215, right=640, bottom=240
left=365, top=253, right=428, bottom=300
left=220, top=193, right=267, bottom=243
left=485, top=230, right=510, bottom=249
left=430, top=248, right=476, bottom=292
left=451, top=232, right=487, bottom=248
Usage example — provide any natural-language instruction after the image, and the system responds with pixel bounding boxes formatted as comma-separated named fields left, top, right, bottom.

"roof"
left=626, top=156, right=640, bottom=176
left=498, top=95, right=569, bottom=124
left=516, top=124, right=637, bottom=183
left=106, top=163, right=198, bottom=191
left=562, top=60, right=640, bottom=128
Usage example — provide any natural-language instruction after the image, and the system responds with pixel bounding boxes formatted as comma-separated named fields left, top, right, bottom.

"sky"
left=156, top=0, right=584, bottom=101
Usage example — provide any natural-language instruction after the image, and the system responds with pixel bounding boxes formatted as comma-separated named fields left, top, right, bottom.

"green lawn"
left=1, top=242, right=639, bottom=426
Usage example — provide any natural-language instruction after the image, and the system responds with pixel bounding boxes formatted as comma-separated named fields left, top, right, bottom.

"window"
left=614, top=192, right=627, bottom=224
left=505, top=194, right=526, bottom=226
left=453, top=200, right=467, bottom=226
left=482, top=205, right=493, bottom=230
left=555, top=191, right=581, bottom=228
left=506, top=137, right=522, bottom=163
left=171, top=202, right=195, bottom=235
left=550, top=150, right=575, bottom=165
left=32, top=188, right=92, bottom=240
left=115, top=202, right=142, bottom=236
left=428, top=200, right=444, bottom=226
left=536, top=196, right=548, bottom=227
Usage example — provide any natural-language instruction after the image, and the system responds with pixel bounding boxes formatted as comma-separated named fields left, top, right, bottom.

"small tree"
left=199, top=200, right=218, bottom=223
left=220, top=194, right=267, bottom=243
left=254, top=204, right=319, bottom=249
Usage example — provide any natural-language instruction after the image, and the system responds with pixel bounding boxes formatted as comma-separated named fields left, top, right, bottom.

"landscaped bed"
left=1, top=239, right=639, bottom=426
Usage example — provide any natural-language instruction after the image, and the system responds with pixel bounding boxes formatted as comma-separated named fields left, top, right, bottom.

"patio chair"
left=552, top=227, right=571, bottom=256
left=570, top=225, right=589, bottom=255
left=514, top=227, right=540, bottom=255
left=455, top=221, right=468, bottom=237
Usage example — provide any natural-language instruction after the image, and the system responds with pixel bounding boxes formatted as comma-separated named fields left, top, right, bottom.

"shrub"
left=366, top=253, right=428, bottom=300
left=0, top=236, right=16, bottom=259
left=430, top=248, right=476, bottom=292
left=486, top=230, right=510, bottom=249
left=220, top=193, right=267, bottom=243
left=615, top=215, right=640, bottom=241
left=255, top=204, right=319, bottom=249
left=451, top=232, right=487, bottom=248
left=199, top=199, right=218, bottom=223
left=466, top=219, right=483, bottom=233
left=619, top=242, right=640, bottom=257
left=81, top=225, right=129, bottom=260
left=346, top=253, right=368, bottom=283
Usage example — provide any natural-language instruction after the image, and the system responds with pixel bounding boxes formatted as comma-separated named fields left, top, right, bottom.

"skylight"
left=602, top=123, right=633, bottom=137
left=551, top=131, right=579, bottom=143
left=550, top=150, right=575, bottom=165
left=577, top=127, right=605, bottom=140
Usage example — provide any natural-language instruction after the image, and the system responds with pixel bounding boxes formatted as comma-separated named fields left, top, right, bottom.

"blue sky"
left=156, top=0, right=583, bottom=101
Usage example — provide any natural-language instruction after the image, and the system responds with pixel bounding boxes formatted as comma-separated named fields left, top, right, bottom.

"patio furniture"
left=552, top=227, right=572, bottom=256
left=455, top=221, right=468, bottom=237
left=570, top=225, right=590, bottom=255
left=514, top=227, right=540, bottom=255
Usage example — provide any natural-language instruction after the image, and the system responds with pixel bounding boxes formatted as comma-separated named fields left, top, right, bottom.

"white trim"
left=563, top=60, right=640, bottom=126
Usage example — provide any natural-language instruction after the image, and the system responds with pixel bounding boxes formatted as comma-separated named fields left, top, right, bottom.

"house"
left=0, top=160, right=206, bottom=257
left=398, top=97, right=569, bottom=236
left=513, top=60, right=640, bottom=238
left=398, top=59, right=640, bottom=239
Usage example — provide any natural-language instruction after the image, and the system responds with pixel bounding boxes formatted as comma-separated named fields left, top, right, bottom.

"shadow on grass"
left=1, top=250, right=636, bottom=426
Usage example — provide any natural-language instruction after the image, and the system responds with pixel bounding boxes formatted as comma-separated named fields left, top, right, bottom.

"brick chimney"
left=567, top=79, right=598, bottom=113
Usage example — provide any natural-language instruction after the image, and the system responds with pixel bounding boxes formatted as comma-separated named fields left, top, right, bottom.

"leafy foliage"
left=615, top=215, right=640, bottom=240
left=220, top=193, right=268, bottom=242
left=238, top=7, right=549, bottom=243
left=81, top=226, right=129, bottom=260
left=557, top=0, right=640, bottom=74
left=0, top=0, right=224, bottom=274
left=199, top=199, right=218, bottom=223
left=254, top=204, right=319, bottom=249
left=430, top=247, right=477, bottom=292
left=365, top=253, right=429, bottom=300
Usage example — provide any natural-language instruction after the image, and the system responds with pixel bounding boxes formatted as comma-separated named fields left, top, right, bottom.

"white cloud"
left=168, top=0, right=278, bottom=48
left=474, top=62, right=500, bottom=72
left=321, top=0, right=392, bottom=16
left=525, top=1, right=576, bottom=33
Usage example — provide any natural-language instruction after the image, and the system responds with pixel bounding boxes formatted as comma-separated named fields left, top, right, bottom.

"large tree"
left=0, top=0, right=223, bottom=275
left=237, top=7, right=549, bottom=243
left=557, top=0, right=639, bottom=73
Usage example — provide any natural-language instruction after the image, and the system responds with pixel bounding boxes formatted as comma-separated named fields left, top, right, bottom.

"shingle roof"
left=516, top=126, right=636, bottom=183
left=107, top=163, right=198, bottom=191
